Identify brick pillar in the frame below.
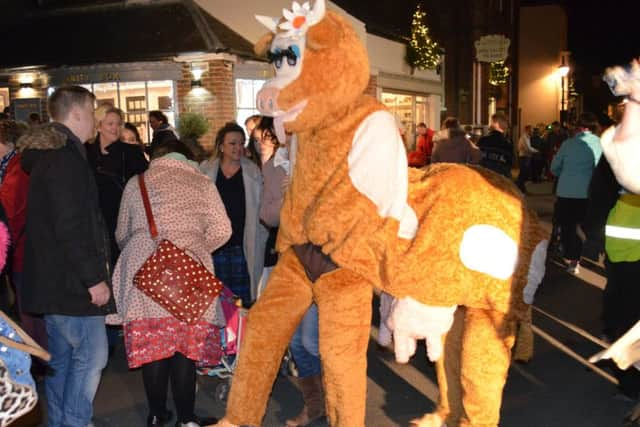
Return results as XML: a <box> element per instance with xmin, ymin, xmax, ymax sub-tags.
<box><xmin>364</xmin><ymin>75</ymin><xmax>378</xmax><ymax>98</ymax></box>
<box><xmin>177</xmin><ymin>59</ymin><xmax>236</xmax><ymax>154</ymax></box>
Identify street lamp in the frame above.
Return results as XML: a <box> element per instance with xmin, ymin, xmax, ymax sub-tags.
<box><xmin>558</xmin><ymin>56</ymin><xmax>570</xmax><ymax>124</ymax></box>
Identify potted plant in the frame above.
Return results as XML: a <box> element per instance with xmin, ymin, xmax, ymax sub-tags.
<box><xmin>177</xmin><ymin>112</ymin><xmax>209</xmax><ymax>162</ymax></box>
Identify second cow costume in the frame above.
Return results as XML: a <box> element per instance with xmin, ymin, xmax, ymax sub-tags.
<box><xmin>212</xmin><ymin>2</ymin><xmax>548</xmax><ymax>427</ymax></box>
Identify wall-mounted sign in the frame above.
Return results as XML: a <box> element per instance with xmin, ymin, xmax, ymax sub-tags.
<box><xmin>47</xmin><ymin>62</ymin><xmax>183</xmax><ymax>86</ymax></box>
<box><xmin>13</xmin><ymin>98</ymin><xmax>41</xmax><ymax>122</ymax></box>
<box><xmin>475</xmin><ymin>35</ymin><xmax>510</xmax><ymax>63</ymax></box>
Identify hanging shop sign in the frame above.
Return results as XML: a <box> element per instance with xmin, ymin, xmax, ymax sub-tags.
<box><xmin>475</xmin><ymin>35</ymin><xmax>510</xmax><ymax>63</ymax></box>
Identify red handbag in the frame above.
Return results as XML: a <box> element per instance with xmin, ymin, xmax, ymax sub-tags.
<box><xmin>133</xmin><ymin>174</ymin><xmax>224</xmax><ymax>325</ymax></box>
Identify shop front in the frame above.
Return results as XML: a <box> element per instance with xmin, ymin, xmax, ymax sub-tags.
<box><xmin>378</xmin><ymin>73</ymin><xmax>443</xmax><ymax>151</ymax></box>
<box><xmin>47</xmin><ymin>62</ymin><xmax>182</xmax><ymax>143</ymax></box>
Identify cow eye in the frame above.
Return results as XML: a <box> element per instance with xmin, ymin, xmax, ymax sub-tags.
<box><xmin>285</xmin><ymin>46</ymin><xmax>298</xmax><ymax>66</ymax></box>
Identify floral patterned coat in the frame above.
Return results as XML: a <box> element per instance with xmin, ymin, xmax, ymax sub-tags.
<box><xmin>106</xmin><ymin>157</ymin><xmax>231</xmax><ymax>326</ymax></box>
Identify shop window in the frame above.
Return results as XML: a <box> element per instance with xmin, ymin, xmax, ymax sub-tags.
<box><xmin>382</xmin><ymin>92</ymin><xmax>415</xmax><ymax>150</ymax></box>
<box><xmin>236</xmin><ymin>78</ymin><xmax>265</xmax><ymax>128</ymax></box>
<box><xmin>94</xmin><ymin>82</ymin><xmax>118</xmax><ymax>109</ymax></box>
<box><xmin>48</xmin><ymin>80</ymin><xmax>176</xmax><ymax>143</ymax></box>
<box><xmin>382</xmin><ymin>91</ymin><xmax>436</xmax><ymax>151</ymax></box>
<box><xmin>146</xmin><ymin>80</ymin><xmax>176</xmax><ymax>143</ymax></box>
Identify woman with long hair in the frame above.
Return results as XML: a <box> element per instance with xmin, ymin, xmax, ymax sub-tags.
<box><xmin>201</xmin><ymin>122</ymin><xmax>268</xmax><ymax>307</ymax></box>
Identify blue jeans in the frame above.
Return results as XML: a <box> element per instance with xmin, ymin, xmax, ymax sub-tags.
<box><xmin>44</xmin><ymin>315</ymin><xmax>108</xmax><ymax>427</ymax></box>
<box><xmin>289</xmin><ymin>304</ymin><xmax>321</xmax><ymax>378</ymax></box>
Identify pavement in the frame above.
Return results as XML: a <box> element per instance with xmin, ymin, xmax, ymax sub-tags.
<box><xmin>13</xmin><ymin>179</ymin><xmax>640</xmax><ymax>427</ymax></box>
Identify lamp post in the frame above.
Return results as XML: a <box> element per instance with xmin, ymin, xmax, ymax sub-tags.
<box><xmin>558</xmin><ymin>56</ymin><xmax>570</xmax><ymax>124</ymax></box>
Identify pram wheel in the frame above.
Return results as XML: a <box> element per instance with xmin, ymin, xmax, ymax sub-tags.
<box><xmin>215</xmin><ymin>380</ymin><xmax>230</xmax><ymax>403</ymax></box>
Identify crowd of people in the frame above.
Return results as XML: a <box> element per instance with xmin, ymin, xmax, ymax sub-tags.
<box><xmin>1</xmin><ymin>80</ymin><xmax>639</xmax><ymax>426</ymax></box>
<box><xmin>0</xmin><ymin>85</ymin><xmax>317</xmax><ymax>427</ymax></box>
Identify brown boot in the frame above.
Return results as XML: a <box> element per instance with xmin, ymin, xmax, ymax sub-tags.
<box><xmin>285</xmin><ymin>375</ymin><xmax>325</xmax><ymax>427</ymax></box>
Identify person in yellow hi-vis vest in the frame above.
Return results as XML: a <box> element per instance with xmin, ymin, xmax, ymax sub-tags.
<box><xmin>588</xmin><ymin>59</ymin><xmax>640</xmax><ymax>402</ymax></box>
<box><xmin>583</xmin><ymin>151</ymin><xmax>640</xmax><ymax>401</ymax></box>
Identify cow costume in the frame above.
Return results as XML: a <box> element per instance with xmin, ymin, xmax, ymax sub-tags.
<box><xmin>210</xmin><ymin>2</ymin><xmax>547</xmax><ymax>426</ymax></box>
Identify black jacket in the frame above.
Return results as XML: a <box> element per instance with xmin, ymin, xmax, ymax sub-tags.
<box><xmin>582</xmin><ymin>156</ymin><xmax>621</xmax><ymax>258</ymax></box>
<box><xmin>85</xmin><ymin>137</ymin><xmax>148</xmax><ymax>263</ymax></box>
<box><xmin>147</xmin><ymin>124</ymin><xmax>179</xmax><ymax>155</ymax></box>
<box><xmin>19</xmin><ymin>123</ymin><xmax>115</xmax><ymax>316</ymax></box>
<box><xmin>477</xmin><ymin>130</ymin><xmax>514</xmax><ymax>178</ymax></box>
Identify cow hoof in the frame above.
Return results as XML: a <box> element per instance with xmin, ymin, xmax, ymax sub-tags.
<box><xmin>409</xmin><ymin>413</ymin><xmax>446</xmax><ymax>427</ymax></box>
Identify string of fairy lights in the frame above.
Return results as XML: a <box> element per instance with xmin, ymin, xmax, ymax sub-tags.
<box><xmin>489</xmin><ymin>60</ymin><xmax>510</xmax><ymax>86</ymax></box>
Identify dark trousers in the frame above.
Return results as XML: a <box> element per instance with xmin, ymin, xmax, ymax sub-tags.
<box><xmin>516</xmin><ymin>156</ymin><xmax>532</xmax><ymax>192</ymax></box>
<box><xmin>602</xmin><ymin>258</ymin><xmax>640</xmax><ymax>396</ymax></box>
<box><xmin>554</xmin><ymin>197</ymin><xmax>588</xmax><ymax>261</ymax></box>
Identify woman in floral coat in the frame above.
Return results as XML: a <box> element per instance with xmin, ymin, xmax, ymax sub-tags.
<box><xmin>107</xmin><ymin>139</ymin><xmax>231</xmax><ymax>427</ymax></box>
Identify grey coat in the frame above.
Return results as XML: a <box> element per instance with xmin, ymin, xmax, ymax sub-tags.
<box><xmin>201</xmin><ymin>156</ymin><xmax>268</xmax><ymax>301</ymax></box>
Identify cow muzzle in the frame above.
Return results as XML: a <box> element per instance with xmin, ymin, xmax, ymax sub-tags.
<box><xmin>256</xmin><ymin>86</ymin><xmax>281</xmax><ymax>116</ymax></box>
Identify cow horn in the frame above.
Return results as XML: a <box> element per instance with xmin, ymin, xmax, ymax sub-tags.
<box><xmin>256</xmin><ymin>15</ymin><xmax>280</xmax><ymax>33</ymax></box>
<box><xmin>307</xmin><ymin>0</ymin><xmax>326</xmax><ymax>26</ymax></box>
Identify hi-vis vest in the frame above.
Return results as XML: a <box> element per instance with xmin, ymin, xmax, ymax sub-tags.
<box><xmin>606</xmin><ymin>193</ymin><xmax>640</xmax><ymax>262</ymax></box>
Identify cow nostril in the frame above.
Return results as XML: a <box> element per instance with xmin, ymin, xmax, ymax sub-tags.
<box><xmin>259</xmin><ymin>99</ymin><xmax>263</xmax><ymax>110</ymax></box>
<box><xmin>268</xmin><ymin>99</ymin><xmax>274</xmax><ymax>110</ymax></box>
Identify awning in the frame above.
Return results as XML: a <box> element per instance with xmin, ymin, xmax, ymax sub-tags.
<box><xmin>0</xmin><ymin>0</ymin><xmax>257</xmax><ymax>69</ymax></box>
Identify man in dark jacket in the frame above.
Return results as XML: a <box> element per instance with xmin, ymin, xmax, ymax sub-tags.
<box><xmin>18</xmin><ymin>86</ymin><xmax>114</xmax><ymax>427</ymax></box>
<box><xmin>477</xmin><ymin>113</ymin><xmax>514</xmax><ymax>178</ymax></box>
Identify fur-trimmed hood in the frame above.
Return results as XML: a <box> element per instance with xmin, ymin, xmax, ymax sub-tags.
<box><xmin>17</xmin><ymin>123</ymin><xmax>69</xmax><ymax>174</ymax></box>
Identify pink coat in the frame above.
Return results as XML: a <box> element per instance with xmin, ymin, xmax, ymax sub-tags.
<box><xmin>107</xmin><ymin>157</ymin><xmax>231</xmax><ymax>325</ymax></box>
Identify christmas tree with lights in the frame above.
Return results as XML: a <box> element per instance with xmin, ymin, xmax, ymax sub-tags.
<box><xmin>489</xmin><ymin>61</ymin><xmax>510</xmax><ymax>86</ymax></box>
<box><xmin>405</xmin><ymin>4</ymin><xmax>441</xmax><ymax>71</ymax></box>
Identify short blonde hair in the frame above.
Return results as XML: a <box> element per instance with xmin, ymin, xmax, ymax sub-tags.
<box><xmin>95</xmin><ymin>106</ymin><xmax>124</xmax><ymax>126</ymax></box>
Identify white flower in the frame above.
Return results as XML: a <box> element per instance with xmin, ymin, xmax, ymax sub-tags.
<box><xmin>279</xmin><ymin>1</ymin><xmax>314</xmax><ymax>37</ymax></box>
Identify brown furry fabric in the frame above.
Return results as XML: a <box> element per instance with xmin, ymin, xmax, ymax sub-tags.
<box><xmin>218</xmin><ymin>6</ymin><xmax>547</xmax><ymax>427</ymax></box>
<box><xmin>277</xmin><ymin>12</ymin><xmax>370</xmax><ymax>136</ymax></box>
<box><xmin>16</xmin><ymin>124</ymin><xmax>66</xmax><ymax>152</ymax></box>
<box><xmin>386</xmin><ymin>164</ymin><xmax>546</xmax><ymax>320</ymax></box>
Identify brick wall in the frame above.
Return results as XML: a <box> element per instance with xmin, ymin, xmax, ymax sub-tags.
<box><xmin>177</xmin><ymin>59</ymin><xmax>236</xmax><ymax>154</ymax></box>
<box><xmin>364</xmin><ymin>75</ymin><xmax>378</xmax><ymax>98</ymax></box>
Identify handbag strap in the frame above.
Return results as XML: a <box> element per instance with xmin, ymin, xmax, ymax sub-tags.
<box><xmin>138</xmin><ymin>174</ymin><xmax>158</xmax><ymax>239</ymax></box>
<box><xmin>0</xmin><ymin>310</ymin><xmax>51</xmax><ymax>362</ymax></box>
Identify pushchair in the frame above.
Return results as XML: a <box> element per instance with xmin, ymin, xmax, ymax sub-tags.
<box><xmin>197</xmin><ymin>287</ymin><xmax>247</xmax><ymax>403</ymax></box>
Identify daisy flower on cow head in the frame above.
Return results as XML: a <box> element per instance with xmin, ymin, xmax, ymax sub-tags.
<box><xmin>279</xmin><ymin>1</ymin><xmax>322</xmax><ymax>38</ymax></box>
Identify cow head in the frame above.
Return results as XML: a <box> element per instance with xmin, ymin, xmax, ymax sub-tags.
<box><xmin>255</xmin><ymin>0</ymin><xmax>370</xmax><ymax>142</ymax></box>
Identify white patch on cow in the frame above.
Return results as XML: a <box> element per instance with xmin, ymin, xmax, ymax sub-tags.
<box><xmin>347</xmin><ymin>110</ymin><xmax>418</xmax><ymax>239</ymax></box>
<box><xmin>459</xmin><ymin>225</ymin><xmax>518</xmax><ymax>280</ymax></box>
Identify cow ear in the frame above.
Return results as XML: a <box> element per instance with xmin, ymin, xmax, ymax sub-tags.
<box><xmin>254</xmin><ymin>32</ymin><xmax>275</xmax><ymax>57</ymax></box>
<box><xmin>306</xmin><ymin>13</ymin><xmax>342</xmax><ymax>50</ymax></box>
